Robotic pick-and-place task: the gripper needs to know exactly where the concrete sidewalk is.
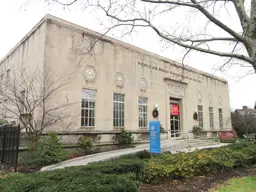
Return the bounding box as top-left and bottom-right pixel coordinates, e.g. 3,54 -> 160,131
40,139 -> 186,171
173,143 -> 229,154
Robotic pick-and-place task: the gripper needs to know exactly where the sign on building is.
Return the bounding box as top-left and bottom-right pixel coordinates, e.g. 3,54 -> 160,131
171,104 -> 179,116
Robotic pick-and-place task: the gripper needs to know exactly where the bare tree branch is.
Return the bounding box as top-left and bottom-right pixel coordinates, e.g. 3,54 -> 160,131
98,4 -> 252,63
180,37 -> 238,43
50,0 -> 78,6
189,0 -> 245,42
25,0 -> 256,73
139,0 -> 245,42
0,65 -> 77,141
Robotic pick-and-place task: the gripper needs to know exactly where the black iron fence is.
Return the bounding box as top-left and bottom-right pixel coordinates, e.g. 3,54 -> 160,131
0,125 -> 20,171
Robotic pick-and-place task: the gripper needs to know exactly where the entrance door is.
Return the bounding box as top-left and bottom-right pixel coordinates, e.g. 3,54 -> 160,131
170,99 -> 181,137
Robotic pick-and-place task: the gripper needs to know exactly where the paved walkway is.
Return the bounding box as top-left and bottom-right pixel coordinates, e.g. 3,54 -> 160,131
41,139 -> 186,171
40,139 -> 228,172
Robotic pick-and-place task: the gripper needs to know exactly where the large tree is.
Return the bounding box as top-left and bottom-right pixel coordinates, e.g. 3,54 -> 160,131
231,110 -> 256,136
39,0 -> 256,73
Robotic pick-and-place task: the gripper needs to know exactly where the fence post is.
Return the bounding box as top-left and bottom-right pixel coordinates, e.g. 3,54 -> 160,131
14,124 -> 20,172
1,125 -> 6,164
0,125 -> 20,171
0,127 -> 2,163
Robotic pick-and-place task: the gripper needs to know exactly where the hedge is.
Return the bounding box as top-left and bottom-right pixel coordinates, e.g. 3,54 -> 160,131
142,143 -> 256,183
1,143 -> 255,191
18,133 -> 68,167
86,159 -> 143,176
0,151 -> 149,192
0,171 -> 138,192
0,159 -> 142,192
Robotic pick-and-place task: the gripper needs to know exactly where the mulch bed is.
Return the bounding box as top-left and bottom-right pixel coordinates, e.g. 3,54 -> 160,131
139,165 -> 256,192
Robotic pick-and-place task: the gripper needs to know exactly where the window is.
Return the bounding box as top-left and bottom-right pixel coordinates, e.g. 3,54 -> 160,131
209,107 -> 214,129
6,69 -> 10,85
219,108 -> 223,129
198,105 -> 203,128
0,74 -> 3,90
113,93 -> 124,127
81,89 -> 96,127
20,91 -> 25,113
138,97 -> 148,128
1,108 -> 7,119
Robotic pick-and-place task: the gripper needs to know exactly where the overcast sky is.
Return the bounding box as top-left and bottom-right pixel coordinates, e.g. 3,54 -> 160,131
0,0 -> 255,110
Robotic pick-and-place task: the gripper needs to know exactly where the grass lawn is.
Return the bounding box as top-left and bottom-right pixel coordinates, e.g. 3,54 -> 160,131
210,176 -> 256,192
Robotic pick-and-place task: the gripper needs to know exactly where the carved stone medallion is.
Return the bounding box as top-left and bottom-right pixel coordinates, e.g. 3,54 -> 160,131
84,66 -> 96,81
139,78 -> 148,91
114,72 -> 125,87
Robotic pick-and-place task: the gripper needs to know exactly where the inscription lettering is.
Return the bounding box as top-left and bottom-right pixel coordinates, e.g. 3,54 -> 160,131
138,61 -> 201,83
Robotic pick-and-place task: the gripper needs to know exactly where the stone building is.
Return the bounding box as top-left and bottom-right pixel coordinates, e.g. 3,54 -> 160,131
235,106 -> 256,116
0,14 -> 231,144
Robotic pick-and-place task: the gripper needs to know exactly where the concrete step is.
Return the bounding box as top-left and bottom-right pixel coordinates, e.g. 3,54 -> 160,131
188,141 -> 218,145
188,143 -> 218,148
188,139 -> 219,143
187,139 -> 220,148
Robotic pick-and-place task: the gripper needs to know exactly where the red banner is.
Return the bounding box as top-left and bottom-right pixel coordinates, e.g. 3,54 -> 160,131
171,104 -> 179,116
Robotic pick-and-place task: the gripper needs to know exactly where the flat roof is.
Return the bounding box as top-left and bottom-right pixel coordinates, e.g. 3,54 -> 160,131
0,14 -> 227,83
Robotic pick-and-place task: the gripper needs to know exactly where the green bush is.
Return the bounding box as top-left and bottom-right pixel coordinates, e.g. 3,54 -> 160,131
246,133 -> 256,139
0,170 -> 138,192
142,143 -> 256,183
19,132 -> 68,167
3,143 -> 256,190
0,158 -> 141,192
224,142 -> 249,150
134,150 -> 152,159
77,136 -> 93,155
192,125 -> 203,136
220,138 -> 237,143
0,119 -> 8,125
117,150 -> 152,162
86,158 -> 144,179
118,130 -> 134,146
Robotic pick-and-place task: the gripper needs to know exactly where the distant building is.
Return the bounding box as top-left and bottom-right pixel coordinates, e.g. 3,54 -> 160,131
235,106 -> 256,116
0,14 -> 232,143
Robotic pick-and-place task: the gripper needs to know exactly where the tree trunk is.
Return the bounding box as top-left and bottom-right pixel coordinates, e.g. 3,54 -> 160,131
245,0 -> 256,68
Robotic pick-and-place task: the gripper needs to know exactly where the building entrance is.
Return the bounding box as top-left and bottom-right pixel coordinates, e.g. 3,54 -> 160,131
170,98 -> 181,137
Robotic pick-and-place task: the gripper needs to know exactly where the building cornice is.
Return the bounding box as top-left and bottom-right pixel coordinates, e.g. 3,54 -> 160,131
0,15 -> 47,65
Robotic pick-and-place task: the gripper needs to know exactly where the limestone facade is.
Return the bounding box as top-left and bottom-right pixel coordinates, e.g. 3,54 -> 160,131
0,15 -> 231,143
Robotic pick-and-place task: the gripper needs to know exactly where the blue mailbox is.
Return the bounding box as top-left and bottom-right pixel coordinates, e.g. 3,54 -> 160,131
149,120 -> 161,153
